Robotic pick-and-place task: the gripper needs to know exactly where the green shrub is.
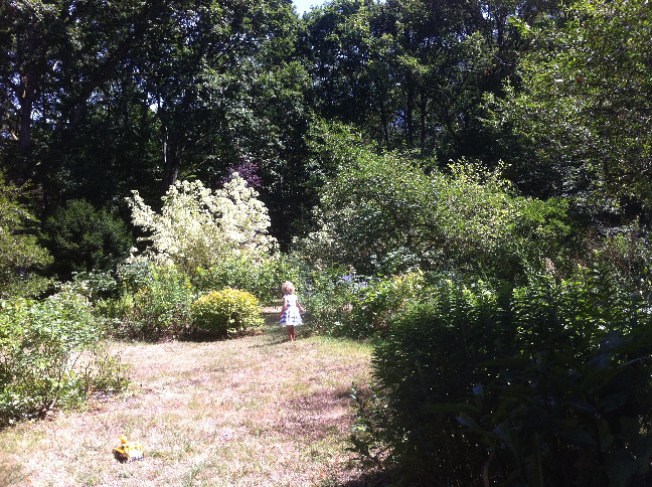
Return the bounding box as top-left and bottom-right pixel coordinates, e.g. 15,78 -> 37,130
355,270 -> 652,486
0,173 -> 52,299
191,288 -> 263,334
116,260 -> 154,294
41,199 -> 132,279
126,176 -> 276,274
297,269 -> 428,339
299,144 -> 574,281
297,266 -> 369,337
66,270 -> 119,302
348,272 -> 428,338
0,290 -> 109,425
193,254 -> 305,305
117,266 -> 194,341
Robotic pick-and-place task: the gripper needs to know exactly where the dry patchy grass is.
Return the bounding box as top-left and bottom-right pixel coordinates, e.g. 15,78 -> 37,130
0,323 -> 375,487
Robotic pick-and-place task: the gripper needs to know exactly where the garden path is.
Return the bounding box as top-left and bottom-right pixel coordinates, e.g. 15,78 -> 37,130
0,324 -> 373,487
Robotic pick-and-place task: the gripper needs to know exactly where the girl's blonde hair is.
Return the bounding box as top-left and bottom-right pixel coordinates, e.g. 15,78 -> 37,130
281,281 -> 295,295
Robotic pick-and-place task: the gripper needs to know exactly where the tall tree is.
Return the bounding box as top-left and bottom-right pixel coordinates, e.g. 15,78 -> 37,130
0,1 -> 172,154
485,0 -> 652,211
141,0 -> 297,196
301,0 -> 561,160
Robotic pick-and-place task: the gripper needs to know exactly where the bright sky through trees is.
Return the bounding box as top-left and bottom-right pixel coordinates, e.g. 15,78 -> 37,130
293,0 -> 324,15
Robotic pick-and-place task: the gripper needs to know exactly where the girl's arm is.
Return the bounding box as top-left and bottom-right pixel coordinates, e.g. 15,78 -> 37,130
297,300 -> 305,313
278,297 -> 288,318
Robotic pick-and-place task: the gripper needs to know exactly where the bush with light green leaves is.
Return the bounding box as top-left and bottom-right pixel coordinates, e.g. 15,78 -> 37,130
126,174 -> 277,276
0,290 -> 117,425
298,137 -> 574,281
191,288 -> 263,334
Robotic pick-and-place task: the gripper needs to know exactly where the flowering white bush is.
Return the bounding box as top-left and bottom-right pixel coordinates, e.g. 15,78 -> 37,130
126,174 -> 276,274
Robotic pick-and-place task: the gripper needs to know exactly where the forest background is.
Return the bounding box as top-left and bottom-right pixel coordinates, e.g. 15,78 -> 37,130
2,0 -> 652,486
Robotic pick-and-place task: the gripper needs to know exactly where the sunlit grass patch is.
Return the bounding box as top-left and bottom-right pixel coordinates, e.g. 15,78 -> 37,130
0,331 -> 373,486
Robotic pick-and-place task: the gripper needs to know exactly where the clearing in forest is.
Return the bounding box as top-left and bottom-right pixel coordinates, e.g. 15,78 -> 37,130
0,326 -> 373,487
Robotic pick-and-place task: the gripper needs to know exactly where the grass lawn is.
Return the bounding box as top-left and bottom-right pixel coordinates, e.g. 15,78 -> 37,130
0,322 -> 374,487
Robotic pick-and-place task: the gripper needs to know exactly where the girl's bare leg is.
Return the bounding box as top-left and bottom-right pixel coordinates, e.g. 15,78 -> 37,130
286,325 -> 295,341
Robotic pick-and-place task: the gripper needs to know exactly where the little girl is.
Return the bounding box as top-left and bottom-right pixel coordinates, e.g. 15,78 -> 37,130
278,281 -> 305,341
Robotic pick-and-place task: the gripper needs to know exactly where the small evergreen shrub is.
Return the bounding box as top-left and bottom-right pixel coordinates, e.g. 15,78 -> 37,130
191,288 -> 263,334
41,199 -> 132,279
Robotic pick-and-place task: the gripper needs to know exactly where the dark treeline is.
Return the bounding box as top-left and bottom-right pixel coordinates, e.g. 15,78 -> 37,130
2,0 -> 582,252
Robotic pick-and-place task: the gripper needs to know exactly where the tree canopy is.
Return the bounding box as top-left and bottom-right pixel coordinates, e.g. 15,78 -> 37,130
0,0 -> 649,269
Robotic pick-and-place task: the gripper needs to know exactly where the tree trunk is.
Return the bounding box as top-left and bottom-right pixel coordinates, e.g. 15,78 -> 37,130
160,127 -> 180,197
18,77 -> 34,150
379,96 -> 389,146
420,90 -> 428,147
17,25 -> 41,151
406,74 -> 415,146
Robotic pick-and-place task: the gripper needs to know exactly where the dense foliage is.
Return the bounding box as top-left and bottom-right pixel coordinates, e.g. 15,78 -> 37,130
300,134 -> 574,279
3,0 -> 652,484
0,290 -> 126,425
485,0 -> 652,209
41,199 -> 133,279
113,265 -> 195,342
0,175 -> 52,298
127,174 -> 277,274
191,288 -> 263,334
193,254 -> 301,304
351,270 -> 652,486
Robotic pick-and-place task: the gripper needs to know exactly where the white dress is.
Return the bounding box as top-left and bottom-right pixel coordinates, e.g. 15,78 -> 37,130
280,294 -> 302,326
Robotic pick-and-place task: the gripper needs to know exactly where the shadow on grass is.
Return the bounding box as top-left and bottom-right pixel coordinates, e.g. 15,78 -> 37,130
179,328 -> 263,343
273,386 -> 354,442
179,311 -> 280,343
252,324 -> 317,346
321,467 -> 406,487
